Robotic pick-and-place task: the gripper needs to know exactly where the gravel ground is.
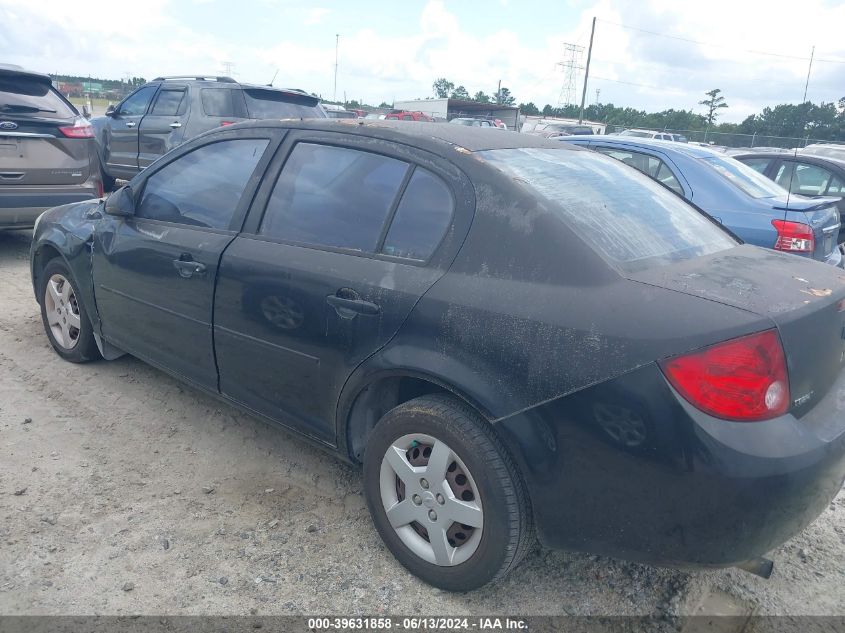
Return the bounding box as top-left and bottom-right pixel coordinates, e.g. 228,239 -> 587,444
1,228 -> 844,619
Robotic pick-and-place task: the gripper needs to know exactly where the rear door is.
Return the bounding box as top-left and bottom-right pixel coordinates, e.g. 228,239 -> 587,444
0,73 -> 89,188
93,129 -> 278,389
213,131 -> 472,442
138,84 -> 189,169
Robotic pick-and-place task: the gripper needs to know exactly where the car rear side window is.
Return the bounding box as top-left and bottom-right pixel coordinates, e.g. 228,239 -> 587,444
137,138 -> 269,229
201,88 -> 241,117
382,168 -> 454,261
595,147 -> 683,195
479,147 -> 737,273
150,89 -> 186,116
739,157 -> 772,174
260,143 -> 409,252
775,162 -> 833,196
119,86 -> 157,116
0,77 -> 76,118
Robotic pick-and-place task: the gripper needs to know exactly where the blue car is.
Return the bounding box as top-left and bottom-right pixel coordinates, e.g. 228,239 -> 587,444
561,136 -> 843,267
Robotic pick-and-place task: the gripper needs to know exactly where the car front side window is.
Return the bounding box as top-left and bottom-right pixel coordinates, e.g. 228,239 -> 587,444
119,86 -> 157,116
136,138 -> 269,229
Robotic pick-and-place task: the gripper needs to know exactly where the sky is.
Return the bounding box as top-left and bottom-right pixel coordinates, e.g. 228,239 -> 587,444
3,0 -> 845,123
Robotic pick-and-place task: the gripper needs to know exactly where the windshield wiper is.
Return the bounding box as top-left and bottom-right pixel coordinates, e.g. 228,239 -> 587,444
0,104 -> 58,113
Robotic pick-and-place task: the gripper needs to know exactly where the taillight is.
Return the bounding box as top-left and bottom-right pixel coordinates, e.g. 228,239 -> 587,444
660,329 -> 790,422
220,121 -> 235,127
772,219 -> 814,253
59,119 -> 95,139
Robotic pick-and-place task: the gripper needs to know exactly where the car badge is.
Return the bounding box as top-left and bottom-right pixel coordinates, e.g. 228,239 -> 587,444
0,121 -> 19,130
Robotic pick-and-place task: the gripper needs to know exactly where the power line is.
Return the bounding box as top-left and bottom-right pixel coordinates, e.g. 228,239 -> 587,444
596,18 -> 845,65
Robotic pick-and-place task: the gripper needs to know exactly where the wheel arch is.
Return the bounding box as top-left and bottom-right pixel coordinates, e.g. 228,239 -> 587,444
339,366 -> 495,463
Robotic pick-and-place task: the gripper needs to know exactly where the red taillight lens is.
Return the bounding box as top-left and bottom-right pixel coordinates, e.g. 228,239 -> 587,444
220,121 -> 235,127
772,219 -> 814,253
660,329 -> 790,422
59,119 -> 95,139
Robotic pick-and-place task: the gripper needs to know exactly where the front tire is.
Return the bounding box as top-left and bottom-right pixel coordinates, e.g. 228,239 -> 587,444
39,258 -> 100,363
363,394 -> 533,591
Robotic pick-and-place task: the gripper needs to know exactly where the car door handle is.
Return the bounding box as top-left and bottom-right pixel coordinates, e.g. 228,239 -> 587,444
169,122 -> 182,129
172,258 -> 206,278
326,292 -> 380,317
125,121 -> 136,128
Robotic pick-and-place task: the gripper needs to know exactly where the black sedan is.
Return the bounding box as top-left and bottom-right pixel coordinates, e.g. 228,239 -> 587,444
735,151 -> 845,244
30,120 -> 845,591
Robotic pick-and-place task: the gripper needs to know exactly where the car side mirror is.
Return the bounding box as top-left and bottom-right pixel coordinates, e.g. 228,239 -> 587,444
105,104 -> 116,117
104,185 -> 135,217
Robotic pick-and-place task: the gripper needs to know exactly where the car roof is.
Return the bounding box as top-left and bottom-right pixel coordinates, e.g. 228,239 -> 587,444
0,63 -> 52,84
574,135 -> 726,158
220,119 -> 575,152
734,150 -> 845,169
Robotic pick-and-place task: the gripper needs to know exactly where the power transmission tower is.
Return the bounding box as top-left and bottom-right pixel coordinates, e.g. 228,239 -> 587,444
556,43 -> 583,108
221,61 -> 236,78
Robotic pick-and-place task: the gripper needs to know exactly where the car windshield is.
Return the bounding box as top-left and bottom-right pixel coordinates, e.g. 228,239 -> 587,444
243,89 -> 326,119
699,155 -> 786,198
547,124 -> 592,135
0,76 -> 75,118
478,147 -> 737,273
619,130 -> 651,138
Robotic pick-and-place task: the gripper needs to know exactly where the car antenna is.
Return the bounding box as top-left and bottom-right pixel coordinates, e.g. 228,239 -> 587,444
784,45 -> 816,211
267,69 -> 279,87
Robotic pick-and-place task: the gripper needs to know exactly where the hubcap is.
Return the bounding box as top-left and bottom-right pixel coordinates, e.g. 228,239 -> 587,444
44,274 -> 81,350
379,433 -> 483,566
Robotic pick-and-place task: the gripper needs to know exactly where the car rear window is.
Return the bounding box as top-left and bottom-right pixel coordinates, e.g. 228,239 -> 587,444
0,76 -> 76,118
699,155 -> 785,198
243,89 -> 326,119
478,147 -> 737,273
201,88 -> 240,117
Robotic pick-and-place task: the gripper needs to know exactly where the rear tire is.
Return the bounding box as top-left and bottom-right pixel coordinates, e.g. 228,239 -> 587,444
363,394 -> 533,591
39,258 -> 101,363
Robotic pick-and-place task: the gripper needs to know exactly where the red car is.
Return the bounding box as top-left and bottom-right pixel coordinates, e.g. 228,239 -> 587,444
384,110 -> 434,122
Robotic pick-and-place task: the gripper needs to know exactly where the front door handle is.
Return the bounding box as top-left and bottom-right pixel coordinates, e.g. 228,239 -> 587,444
125,121 -> 136,128
326,289 -> 380,318
169,122 -> 182,129
172,257 -> 206,278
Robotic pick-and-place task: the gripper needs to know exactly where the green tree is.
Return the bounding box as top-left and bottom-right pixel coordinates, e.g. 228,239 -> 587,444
699,89 -> 728,126
450,85 -> 470,100
496,87 -> 516,106
519,102 -> 540,116
473,90 -> 490,103
432,78 -> 454,99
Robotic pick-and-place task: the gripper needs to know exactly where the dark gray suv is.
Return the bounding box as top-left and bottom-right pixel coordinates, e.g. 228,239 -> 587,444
0,64 -> 101,230
92,76 -> 326,190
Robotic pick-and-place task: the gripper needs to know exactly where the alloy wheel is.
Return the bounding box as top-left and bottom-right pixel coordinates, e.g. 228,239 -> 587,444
44,274 -> 81,350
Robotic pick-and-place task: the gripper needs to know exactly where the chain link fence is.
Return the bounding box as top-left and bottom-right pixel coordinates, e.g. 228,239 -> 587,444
604,125 -> 845,150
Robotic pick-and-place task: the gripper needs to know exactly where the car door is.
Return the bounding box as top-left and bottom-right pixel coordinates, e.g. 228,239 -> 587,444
773,159 -> 845,244
213,131 -> 473,443
137,84 -> 189,169
105,84 -> 159,178
92,129 -> 279,390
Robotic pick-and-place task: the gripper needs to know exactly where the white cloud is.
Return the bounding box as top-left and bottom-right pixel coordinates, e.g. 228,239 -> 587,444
304,7 -> 330,25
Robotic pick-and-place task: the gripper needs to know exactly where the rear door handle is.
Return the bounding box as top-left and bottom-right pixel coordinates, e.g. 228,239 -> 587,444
326,291 -> 380,317
169,122 -> 182,129
125,121 -> 136,128
172,257 -> 206,278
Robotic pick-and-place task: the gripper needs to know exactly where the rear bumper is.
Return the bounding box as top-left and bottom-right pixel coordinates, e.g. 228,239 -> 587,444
495,362 -> 845,568
0,186 -> 99,229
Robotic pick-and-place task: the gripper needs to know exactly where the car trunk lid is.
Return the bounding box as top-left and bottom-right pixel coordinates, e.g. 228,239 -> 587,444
629,244 -> 845,419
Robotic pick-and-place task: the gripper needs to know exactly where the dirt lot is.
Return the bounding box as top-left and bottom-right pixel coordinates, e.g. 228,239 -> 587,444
1,228 -> 844,619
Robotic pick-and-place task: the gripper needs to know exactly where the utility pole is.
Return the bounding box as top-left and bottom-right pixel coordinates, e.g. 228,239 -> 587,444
595,88 -> 600,104
802,45 -> 815,103
333,34 -> 340,102
497,79 -> 501,105
578,16 -> 596,123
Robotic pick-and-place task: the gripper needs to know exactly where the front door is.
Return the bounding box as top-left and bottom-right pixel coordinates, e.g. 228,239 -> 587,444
92,133 -> 275,389
106,85 -> 159,178
138,85 -> 189,170
214,134 -> 467,442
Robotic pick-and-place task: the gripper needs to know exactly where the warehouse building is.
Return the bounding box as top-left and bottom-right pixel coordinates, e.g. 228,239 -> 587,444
392,98 -> 521,130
